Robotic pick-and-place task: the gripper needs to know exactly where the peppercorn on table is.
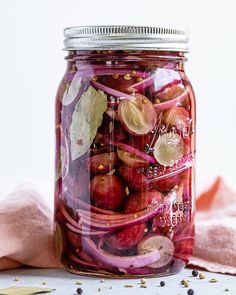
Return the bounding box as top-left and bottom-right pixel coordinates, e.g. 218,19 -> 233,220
0,268 -> 235,295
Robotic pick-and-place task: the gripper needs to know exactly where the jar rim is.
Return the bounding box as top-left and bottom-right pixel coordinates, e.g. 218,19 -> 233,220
64,25 -> 189,52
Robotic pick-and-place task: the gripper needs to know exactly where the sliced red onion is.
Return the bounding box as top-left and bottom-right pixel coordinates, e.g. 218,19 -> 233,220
128,68 -> 182,93
91,80 -> 134,100
156,79 -> 182,94
76,250 -> 96,264
119,267 -> 153,275
66,223 -> 107,237
79,201 -> 167,231
83,237 -> 160,269
128,75 -> 154,92
68,253 -> 98,269
77,208 -> 140,222
115,142 -> 156,164
77,208 -> 154,226
154,90 -> 189,111
65,68 -> 149,81
65,196 -> 117,215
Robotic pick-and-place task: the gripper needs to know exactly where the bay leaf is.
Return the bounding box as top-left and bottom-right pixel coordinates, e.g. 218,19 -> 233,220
62,77 -> 82,106
0,286 -> 55,295
70,86 -> 107,160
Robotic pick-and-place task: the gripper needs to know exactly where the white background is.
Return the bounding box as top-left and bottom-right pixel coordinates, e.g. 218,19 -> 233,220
0,0 -> 236,198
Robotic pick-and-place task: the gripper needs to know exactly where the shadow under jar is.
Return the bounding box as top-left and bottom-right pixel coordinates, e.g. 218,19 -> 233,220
54,26 -> 196,278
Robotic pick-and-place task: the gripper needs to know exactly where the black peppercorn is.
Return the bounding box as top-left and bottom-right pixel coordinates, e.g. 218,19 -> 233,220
187,289 -> 194,295
192,270 -> 198,277
77,288 -> 83,294
160,281 -> 165,287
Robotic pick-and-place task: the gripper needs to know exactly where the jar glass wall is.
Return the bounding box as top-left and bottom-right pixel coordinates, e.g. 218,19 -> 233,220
54,49 -> 196,278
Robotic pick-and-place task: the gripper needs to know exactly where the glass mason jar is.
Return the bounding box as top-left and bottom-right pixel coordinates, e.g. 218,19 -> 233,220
54,26 -> 196,278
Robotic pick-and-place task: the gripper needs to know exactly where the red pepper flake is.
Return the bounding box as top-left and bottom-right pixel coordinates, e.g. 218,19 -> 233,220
98,164 -> 104,170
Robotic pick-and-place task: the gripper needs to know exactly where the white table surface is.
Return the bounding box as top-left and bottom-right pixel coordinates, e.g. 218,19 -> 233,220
0,267 -> 235,295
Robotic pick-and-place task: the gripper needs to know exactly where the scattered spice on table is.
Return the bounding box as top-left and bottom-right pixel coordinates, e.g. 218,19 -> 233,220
75,281 -> 83,285
124,285 -> 133,288
187,289 -> 194,295
160,281 -> 165,287
192,270 -> 198,277
209,278 -> 218,283
183,281 -> 190,288
199,273 -> 206,279
140,278 -> 147,285
14,277 -> 20,282
76,288 -> 83,294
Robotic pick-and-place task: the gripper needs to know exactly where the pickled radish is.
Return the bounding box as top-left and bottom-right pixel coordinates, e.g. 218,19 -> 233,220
106,224 -> 146,250
137,235 -> 174,268
91,174 -> 125,210
119,165 -> 152,191
124,191 -> 163,213
153,133 -> 184,166
153,174 -> 181,192
84,152 -> 118,174
118,94 -> 157,135
162,107 -> 190,133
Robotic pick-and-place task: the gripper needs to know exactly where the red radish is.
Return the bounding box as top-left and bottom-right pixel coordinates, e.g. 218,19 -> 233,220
119,165 -> 152,191
90,174 -> 125,210
153,174 -> 181,192
84,152 -> 117,174
106,224 -> 146,250
82,237 -> 161,268
162,106 -> 190,133
118,94 -> 157,135
124,190 -> 163,213
137,235 -> 174,269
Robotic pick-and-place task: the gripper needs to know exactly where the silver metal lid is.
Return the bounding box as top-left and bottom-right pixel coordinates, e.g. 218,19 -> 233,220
64,25 -> 189,52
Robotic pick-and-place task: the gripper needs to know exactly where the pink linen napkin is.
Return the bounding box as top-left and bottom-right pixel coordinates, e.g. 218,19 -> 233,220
189,176 -> 236,274
0,185 -> 61,270
1,178 -> 236,274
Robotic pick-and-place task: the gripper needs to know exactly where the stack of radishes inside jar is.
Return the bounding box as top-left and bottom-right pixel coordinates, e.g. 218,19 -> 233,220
55,57 -> 195,277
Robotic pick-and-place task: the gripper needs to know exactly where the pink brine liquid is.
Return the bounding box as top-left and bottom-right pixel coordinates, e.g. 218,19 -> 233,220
54,50 -> 196,277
